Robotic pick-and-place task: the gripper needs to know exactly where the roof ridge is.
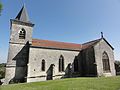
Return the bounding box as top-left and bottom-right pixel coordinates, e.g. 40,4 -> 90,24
32,38 -> 107,51
32,38 -> 82,51
82,38 -> 101,45
32,38 -> 81,45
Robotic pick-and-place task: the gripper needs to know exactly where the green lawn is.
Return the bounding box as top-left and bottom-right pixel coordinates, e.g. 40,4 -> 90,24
1,76 -> 120,90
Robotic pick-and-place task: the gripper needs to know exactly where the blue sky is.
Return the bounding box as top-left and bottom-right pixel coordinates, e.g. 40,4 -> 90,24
0,0 -> 120,63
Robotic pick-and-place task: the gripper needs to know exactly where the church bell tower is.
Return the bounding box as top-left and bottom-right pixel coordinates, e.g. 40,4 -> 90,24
4,5 -> 34,84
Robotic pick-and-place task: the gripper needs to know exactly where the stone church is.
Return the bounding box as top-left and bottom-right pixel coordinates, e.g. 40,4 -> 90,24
4,6 -> 116,84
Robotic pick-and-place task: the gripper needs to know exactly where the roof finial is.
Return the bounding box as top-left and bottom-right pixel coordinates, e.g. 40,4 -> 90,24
101,32 -> 103,38
23,2 -> 26,7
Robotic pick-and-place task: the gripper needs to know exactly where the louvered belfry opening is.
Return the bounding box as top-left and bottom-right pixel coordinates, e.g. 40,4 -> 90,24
19,28 -> 26,39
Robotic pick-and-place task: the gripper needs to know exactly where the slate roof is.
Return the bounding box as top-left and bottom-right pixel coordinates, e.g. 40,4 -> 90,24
15,5 -> 30,22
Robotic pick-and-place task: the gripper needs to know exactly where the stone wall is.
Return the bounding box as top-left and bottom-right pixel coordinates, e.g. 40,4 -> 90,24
27,47 -> 80,82
10,20 -> 33,44
4,19 -> 33,84
80,47 -> 97,76
4,43 -> 29,84
94,39 -> 116,76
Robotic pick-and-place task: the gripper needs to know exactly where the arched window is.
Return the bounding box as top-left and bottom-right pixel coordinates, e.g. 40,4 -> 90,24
19,28 -> 26,39
102,52 -> 110,72
74,56 -> 79,72
59,55 -> 64,72
41,59 -> 45,71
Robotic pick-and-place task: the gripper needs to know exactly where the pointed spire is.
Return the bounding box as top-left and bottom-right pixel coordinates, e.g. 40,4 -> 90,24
101,32 -> 104,38
15,5 -> 29,22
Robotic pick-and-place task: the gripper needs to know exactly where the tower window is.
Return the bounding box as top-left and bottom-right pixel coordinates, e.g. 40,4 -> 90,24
19,28 -> 26,39
41,59 -> 45,71
59,55 -> 64,72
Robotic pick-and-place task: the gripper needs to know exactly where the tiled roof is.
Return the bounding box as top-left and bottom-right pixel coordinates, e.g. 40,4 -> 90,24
32,39 -> 82,51
32,38 -> 113,51
32,38 -> 112,51
82,39 -> 101,49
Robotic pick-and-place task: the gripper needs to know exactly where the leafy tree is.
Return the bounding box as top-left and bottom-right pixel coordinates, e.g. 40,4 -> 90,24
0,2 -> 3,15
0,63 -> 6,79
115,61 -> 120,65
115,60 -> 120,75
